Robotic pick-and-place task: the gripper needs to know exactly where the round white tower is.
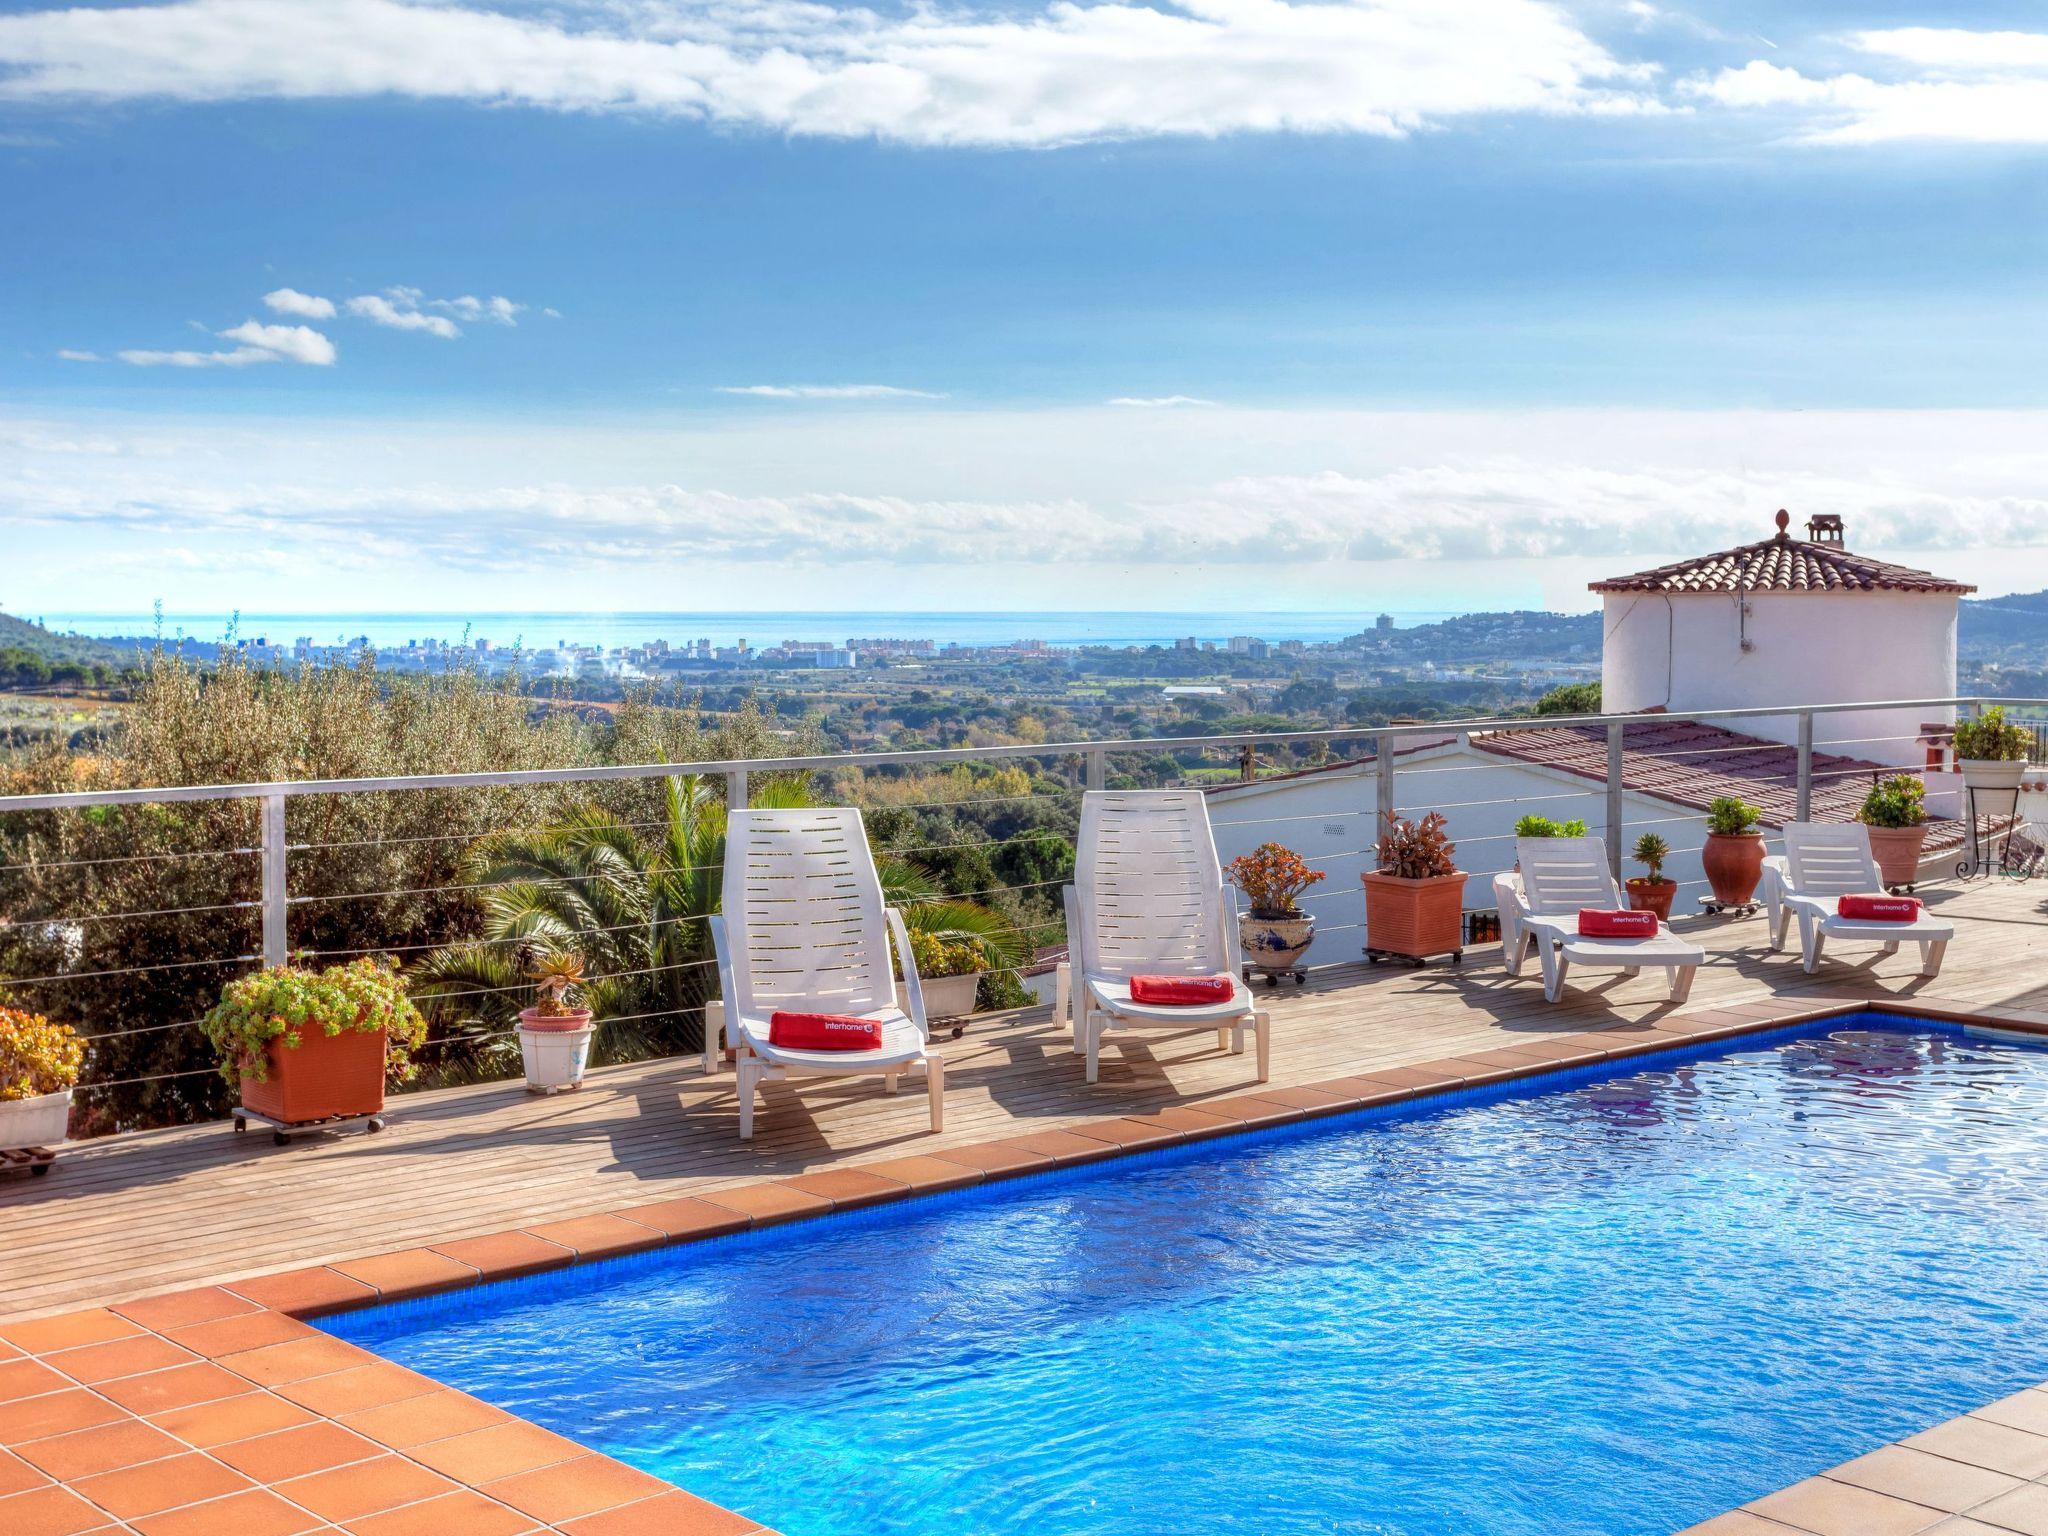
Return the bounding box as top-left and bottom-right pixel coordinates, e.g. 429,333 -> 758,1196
1593,510 -> 1972,767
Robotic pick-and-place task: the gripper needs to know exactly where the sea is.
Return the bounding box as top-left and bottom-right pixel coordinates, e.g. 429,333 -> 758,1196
34,610 -> 1455,653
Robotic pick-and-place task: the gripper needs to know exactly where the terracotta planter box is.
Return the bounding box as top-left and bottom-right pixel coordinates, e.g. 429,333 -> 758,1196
1701,832 -> 1766,906
1864,824 -> 1929,888
239,1025 -> 387,1126
1360,870 -> 1466,959
1625,879 -> 1676,921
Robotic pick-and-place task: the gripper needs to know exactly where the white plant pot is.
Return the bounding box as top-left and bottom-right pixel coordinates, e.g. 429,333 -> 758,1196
517,1024 -> 593,1094
0,1087 -> 72,1149
921,972 -> 982,1021
1960,758 -> 2030,793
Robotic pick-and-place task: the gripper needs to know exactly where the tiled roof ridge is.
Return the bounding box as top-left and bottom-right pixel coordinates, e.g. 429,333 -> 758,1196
1589,515 -> 1975,596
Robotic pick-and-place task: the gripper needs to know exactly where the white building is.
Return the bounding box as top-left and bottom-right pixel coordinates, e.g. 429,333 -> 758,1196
1205,511 -> 1976,958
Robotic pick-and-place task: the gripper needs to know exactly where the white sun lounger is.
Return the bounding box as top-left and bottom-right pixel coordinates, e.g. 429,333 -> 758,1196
1062,789 -> 1271,1085
1504,836 -> 1704,1003
1769,822 -> 1952,977
709,806 -> 944,1140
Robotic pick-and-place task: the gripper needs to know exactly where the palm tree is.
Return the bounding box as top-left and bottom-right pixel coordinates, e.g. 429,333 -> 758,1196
409,775 -> 1026,1077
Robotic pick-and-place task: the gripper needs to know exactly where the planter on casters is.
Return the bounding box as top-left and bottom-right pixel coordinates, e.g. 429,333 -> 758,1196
517,1008 -> 595,1094
1700,832 -> 1766,915
1240,911 -> 1315,985
0,1088 -> 71,1176
920,972 -> 983,1036
235,1025 -> 388,1145
1625,879 -> 1677,921
1360,871 -> 1466,966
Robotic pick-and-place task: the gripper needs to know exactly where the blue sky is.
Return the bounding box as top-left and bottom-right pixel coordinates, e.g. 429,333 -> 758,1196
3,0 -> 2047,616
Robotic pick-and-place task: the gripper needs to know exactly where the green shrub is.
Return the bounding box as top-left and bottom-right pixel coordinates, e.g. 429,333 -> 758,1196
1706,796 -> 1762,836
1532,681 -> 1602,717
1515,814 -> 1589,839
201,957 -> 426,1087
1954,706 -> 2034,763
1857,775 -> 1927,829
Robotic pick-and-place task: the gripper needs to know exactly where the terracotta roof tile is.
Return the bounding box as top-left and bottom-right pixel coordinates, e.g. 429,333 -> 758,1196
1590,519 -> 1973,596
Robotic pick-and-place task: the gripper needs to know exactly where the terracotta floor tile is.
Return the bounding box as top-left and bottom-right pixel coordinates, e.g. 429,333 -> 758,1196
520,1215 -> 665,1260
325,1251 -> 479,1304
113,1290 -> 262,1334
1747,1475 -> 1947,1536
97,1361 -> 250,1415
46,1334 -> 199,1386
0,1483 -> 117,1536
1313,1076 -> 1417,1105
559,1489 -> 760,1536
482,1453 -> 671,1525
0,1446 -> 48,1497
131,1486 -> 329,1536
1673,1513 -> 1808,1534
275,1364 -> 440,1419
336,1390 -> 509,1451
994,1129 -> 1121,1165
925,1142 -> 1048,1175
609,1197 -> 753,1240
0,1357 -> 68,1402
427,1233 -> 574,1282
339,1488 -> 539,1536
692,1183 -> 831,1225
1247,1084 -> 1356,1113
225,1269 -> 377,1320
845,1154 -> 986,1193
276,1453 -> 459,1523
1974,1391 -> 2048,1437
0,1311 -> 143,1357
1825,1445 -> 2021,1512
14,1418 -> 185,1481
0,1387 -> 128,1445
1187,1094 -> 1300,1128
73,1449 -> 254,1518
779,1169 -> 910,1210
1123,1105 -> 1239,1139
147,1392 -> 315,1450
1358,1064 -> 1465,1091
1962,1483 -> 2048,1536
1903,1416 -> 2048,1479
408,1420 -> 585,1484
164,1312 -> 317,1361
211,1420 -> 383,1480
219,1335 -> 375,1388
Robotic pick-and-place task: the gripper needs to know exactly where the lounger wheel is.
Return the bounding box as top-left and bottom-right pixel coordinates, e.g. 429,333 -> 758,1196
272,1130 -> 290,1147
29,1161 -> 49,1177
367,1117 -> 385,1134
232,1115 -> 247,1133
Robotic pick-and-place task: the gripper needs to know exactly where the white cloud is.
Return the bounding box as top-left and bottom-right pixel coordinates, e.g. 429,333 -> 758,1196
1107,395 -> 1219,408
262,286 -> 336,319
716,384 -> 947,400
56,349 -> 101,362
1688,31 -> 2048,144
0,0 -> 1659,148
119,319 -> 336,367
426,293 -> 522,325
345,292 -> 462,338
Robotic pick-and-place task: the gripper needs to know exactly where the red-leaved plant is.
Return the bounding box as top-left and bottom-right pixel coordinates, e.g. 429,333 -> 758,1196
1226,843 -> 1326,918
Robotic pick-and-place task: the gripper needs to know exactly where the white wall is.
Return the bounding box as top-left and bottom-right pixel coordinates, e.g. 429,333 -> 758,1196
1204,747 -> 1725,965
1601,589 -> 1957,766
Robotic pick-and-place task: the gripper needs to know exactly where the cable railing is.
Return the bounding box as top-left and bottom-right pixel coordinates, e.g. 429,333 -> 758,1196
3,695 -> 2041,1128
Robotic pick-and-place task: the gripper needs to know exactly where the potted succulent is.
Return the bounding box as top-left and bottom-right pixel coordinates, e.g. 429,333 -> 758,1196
1700,796 -> 1767,907
0,1008 -> 84,1162
1625,832 -> 1677,920
1857,775 -> 1929,889
908,931 -> 986,1022
203,957 -> 425,1137
1513,814 -> 1590,840
1953,706 -> 2034,792
1361,811 -> 1465,964
516,950 -> 596,1094
1227,842 -> 1326,984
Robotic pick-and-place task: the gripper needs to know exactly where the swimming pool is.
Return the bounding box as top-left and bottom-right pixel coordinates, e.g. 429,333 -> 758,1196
326,1013 -> 2048,1536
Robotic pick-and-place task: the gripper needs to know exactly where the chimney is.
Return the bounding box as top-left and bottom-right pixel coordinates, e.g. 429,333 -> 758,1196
1805,512 -> 1846,545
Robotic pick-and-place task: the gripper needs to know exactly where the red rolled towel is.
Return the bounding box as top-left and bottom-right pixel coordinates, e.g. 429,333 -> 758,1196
768,1011 -> 884,1050
1128,974 -> 1236,1006
1577,908 -> 1659,938
1837,893 -> 1922,922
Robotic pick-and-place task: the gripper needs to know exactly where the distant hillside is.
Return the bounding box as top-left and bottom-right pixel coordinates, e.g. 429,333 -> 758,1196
0,612 -> 135,670
1960,591 -> 2048,658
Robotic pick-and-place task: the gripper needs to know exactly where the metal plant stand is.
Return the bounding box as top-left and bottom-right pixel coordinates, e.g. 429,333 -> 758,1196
1955,783 -> 2029,880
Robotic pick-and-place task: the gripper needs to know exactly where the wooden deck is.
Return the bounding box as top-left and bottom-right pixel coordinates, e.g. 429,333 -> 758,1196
8,876 -> 2048,1323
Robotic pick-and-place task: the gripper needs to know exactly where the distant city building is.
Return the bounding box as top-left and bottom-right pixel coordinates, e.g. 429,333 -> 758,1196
1375,614 -> 1395,631
1174,636 -> 1199,651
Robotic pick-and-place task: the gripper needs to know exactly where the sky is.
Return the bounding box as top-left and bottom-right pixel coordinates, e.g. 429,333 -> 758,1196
3,0 -> 2047,618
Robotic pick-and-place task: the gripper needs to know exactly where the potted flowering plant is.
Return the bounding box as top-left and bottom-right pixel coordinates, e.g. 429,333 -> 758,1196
1513,814 -> 1590,840
1226,842 -> 1326,984
202,957 -> 425,1138
1361,811 -> 1465,964
516,950 -> 596,1094
1625,832 -> 1677,920
0,1009 -> 84,1162
1953,706 -> 2033,792
1857,774 -> 1928,889
1701,796 -> 1766,907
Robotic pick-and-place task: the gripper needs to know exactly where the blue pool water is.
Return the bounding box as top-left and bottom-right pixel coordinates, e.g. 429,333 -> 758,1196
326,1014 -> 2048,1536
